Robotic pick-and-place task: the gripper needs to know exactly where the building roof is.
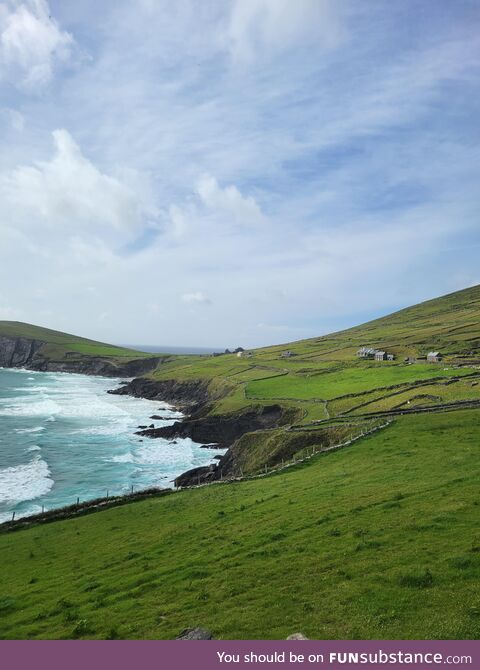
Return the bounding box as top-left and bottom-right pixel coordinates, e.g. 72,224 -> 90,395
427,351 -> 440,357
357,347 -> 377,355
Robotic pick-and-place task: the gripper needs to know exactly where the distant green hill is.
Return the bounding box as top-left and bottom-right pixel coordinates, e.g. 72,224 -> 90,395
0,321 -> 149,358
0,321 -> 159,376
145,284 -> 480,423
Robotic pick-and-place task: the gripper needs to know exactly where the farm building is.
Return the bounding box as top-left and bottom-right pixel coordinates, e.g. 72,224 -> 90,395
358,347 -> 395,361
357,347 -> 377,359
427,351 -> 442,363
280,351 -> 296,358
237,351 -> 252,358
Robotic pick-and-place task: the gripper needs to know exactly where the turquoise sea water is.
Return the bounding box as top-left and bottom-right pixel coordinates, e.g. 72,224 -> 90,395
0,368 -> 223,523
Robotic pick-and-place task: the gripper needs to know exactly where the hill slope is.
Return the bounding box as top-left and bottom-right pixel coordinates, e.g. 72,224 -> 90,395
116,285 -> 480,483
0,410 -> 478,639
0,321 -> 160,376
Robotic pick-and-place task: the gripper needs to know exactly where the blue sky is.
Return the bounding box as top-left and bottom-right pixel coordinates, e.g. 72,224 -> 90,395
0,0 -> 478,347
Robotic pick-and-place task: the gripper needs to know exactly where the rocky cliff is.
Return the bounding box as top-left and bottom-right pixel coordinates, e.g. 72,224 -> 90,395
107,377 -> 212,408
138,404 -> 285,447
0,335 -> 161,377
0,335 -> 44,368
134,404 -> 294,487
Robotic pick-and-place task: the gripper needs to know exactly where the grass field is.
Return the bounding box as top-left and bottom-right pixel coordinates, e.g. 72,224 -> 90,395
0,411 -> 479,640
245,365 -> 474,402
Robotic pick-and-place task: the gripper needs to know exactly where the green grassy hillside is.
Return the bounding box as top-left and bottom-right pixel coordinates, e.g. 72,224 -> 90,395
144,285 -> 480,426
1,410 -> 479,639
0,321 -> 153,365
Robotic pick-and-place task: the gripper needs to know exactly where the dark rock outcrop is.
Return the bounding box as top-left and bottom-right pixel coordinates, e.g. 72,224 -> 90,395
176,627 -> 214,640
29,355 -> 161,377
108,377 -> 211,409
0,334 -> 161,377
167,405 -> 290,487
138,404 -> 284,448
175,464 -> 217,487
0,336 -> 43,368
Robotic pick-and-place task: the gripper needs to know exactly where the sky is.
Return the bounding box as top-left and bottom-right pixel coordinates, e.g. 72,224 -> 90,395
0,0 -> 479,348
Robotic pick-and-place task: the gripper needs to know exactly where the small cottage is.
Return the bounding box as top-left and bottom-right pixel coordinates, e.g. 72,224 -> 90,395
427,351 -> 442,363
357,347 -> 377,359
280,351 -> 296,358
375,351 -> 387,361
387,353 -> 395,361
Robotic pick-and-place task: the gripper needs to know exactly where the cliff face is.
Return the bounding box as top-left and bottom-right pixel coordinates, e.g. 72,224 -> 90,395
0,335 -> 161,377
138,404 -> 285,448
108,377 -> 212,408
0,336 -> 44,368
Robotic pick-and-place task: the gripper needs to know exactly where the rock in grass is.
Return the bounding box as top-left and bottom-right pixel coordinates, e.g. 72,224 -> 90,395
176,627 -> 214,640
287,633 -> 308,640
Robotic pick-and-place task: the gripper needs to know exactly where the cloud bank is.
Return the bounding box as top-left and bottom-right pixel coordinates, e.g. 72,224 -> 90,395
0,0 -> 478,347
0,0 -> 74,89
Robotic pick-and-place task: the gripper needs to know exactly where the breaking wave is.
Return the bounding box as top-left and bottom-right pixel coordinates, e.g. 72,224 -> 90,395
0,456 -> 54,505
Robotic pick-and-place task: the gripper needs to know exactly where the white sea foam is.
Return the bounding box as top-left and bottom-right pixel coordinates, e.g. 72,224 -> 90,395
111,452 -> 135,464
110,438 -> 199,467
8,368 -> 40,374
0,398 -> 61,417
15,426 -> 45,434
16,385 -> 50,393
0,456 -> 54,505
0,369 -> 214,515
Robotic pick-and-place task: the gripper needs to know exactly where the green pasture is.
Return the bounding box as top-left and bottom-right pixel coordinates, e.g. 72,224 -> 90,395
0,410 -> 479,640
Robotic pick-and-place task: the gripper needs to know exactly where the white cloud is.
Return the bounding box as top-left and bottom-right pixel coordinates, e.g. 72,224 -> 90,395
196,174 -> 266,227
226,0 -> 345,63
181,291 -> 211,305
0,107 -> 25,131
0,0 -> 74,89
0,2 -> 478,348
0,129 -> 152,239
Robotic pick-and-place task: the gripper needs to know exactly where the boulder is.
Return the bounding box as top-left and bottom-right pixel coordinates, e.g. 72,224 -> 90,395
176,627 -> 214,640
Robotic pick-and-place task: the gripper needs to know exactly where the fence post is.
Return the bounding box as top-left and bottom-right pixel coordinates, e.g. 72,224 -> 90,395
76,497 -> 79,505
42,505 -> 44,514
106,490 -> 109,499
11,511 -> 15,522
131,484 -> 134,494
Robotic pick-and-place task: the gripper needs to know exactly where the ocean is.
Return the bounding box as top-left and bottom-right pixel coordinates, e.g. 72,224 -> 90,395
0,368 -> 223,523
